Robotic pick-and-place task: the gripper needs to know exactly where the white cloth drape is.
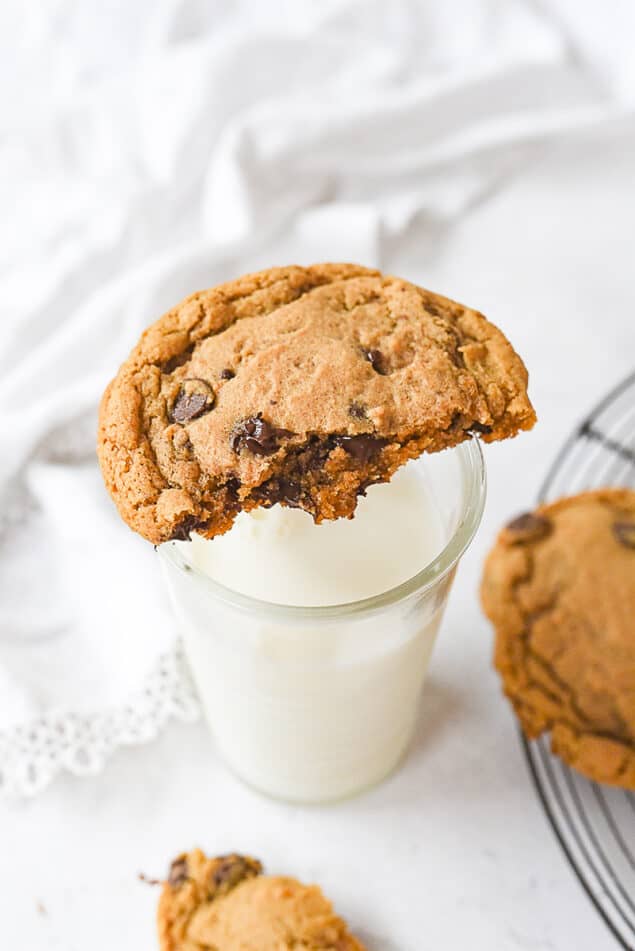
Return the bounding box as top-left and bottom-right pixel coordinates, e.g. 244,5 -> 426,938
0,0 -> 632,796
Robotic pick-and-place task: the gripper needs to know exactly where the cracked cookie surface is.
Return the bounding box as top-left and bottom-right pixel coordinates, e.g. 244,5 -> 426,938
98,263 -> 536,544
157,849 -> 365,951
481,488 -> 635,788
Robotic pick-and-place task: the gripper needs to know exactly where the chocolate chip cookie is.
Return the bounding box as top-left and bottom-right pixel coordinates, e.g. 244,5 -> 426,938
481,488 -> 635,788
157,850 -> 365,951
98,263 -> 536,544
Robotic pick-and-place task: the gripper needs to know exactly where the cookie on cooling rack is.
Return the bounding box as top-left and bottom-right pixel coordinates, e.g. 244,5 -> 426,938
157,849 -> 366,951
481,488 -> 635,789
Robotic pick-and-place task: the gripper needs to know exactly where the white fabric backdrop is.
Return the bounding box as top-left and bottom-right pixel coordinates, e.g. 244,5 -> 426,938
0,0 -> 633,797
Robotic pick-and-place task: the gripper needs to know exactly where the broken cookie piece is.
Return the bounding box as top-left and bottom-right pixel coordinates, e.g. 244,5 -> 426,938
98,263 -> 536,544
157,849 -> 365,951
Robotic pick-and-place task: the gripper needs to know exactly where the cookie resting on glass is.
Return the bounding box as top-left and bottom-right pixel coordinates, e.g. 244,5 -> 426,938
97,263 -> 536,544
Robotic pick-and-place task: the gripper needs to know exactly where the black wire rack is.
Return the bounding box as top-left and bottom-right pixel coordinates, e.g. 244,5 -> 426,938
520,370 -> 635,951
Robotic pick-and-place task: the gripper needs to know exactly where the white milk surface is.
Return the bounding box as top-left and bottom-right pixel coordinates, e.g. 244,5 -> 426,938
174,462 -> 451,801
188,462 -> 445,606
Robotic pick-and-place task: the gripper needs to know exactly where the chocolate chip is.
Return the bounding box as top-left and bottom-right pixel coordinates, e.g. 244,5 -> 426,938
363,348 -> 389,375
333,433 -> 388,463
171,379 -> 215,423
211,855 -> 262,894
171,514 -> 207,542
613,521 -> 635,549
468,421 -> 493,435
254,478 -> 302,507
505,512 -> 552,543
225,477 -> 241,502
348,402 -> 367,419
174,392 -> 208,421
230,414 -> 293,456
220,368 -> 235,380
168,856 -> 188,888
295,439 -> 332,475
278,479 -> 301,504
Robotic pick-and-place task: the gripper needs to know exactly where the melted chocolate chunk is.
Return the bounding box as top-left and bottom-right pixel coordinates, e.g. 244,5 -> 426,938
468,421 -> 493,435
295,439 -> 332,475
278,479 -> 302,504
447,412 -> 464,431
211,855 -> 262,894
220,368 -> 235,380
613,520 -> 635,549
505,512 -> 552,544
254,478 -> 302,507
171,379 -> 215,423
171,514 -> 207,542
172,392 -> 208,422
348,402 -> 367,419
357,476 -> 381,497
333,433 -> 388,463
230,414 -> 293,456
168,856 -> 188,888
225,477 -> 241,502
363,348 -> 389,375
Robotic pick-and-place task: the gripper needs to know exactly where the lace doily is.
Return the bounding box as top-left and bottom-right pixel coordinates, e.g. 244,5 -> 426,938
0,645 -> 200,799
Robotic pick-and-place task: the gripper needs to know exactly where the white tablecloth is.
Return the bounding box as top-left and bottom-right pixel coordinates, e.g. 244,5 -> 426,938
2,1 -> 634,949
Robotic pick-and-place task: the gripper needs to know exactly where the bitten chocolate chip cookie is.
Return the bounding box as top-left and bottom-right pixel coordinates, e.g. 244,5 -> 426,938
481,488 -> 635,788
157,850 -> 365,951
98,263 -> 536,544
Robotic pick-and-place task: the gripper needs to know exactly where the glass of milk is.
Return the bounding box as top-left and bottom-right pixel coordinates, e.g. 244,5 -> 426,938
159,440 -> 485,803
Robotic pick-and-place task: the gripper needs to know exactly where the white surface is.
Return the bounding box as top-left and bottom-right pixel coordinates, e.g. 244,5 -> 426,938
1,1 -> 635,949
4,117 -> 634,951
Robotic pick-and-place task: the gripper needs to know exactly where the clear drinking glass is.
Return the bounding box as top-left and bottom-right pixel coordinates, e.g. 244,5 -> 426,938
159,441 -> 486,803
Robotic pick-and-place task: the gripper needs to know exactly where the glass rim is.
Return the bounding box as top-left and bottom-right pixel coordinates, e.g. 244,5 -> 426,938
158,440 -> 486,621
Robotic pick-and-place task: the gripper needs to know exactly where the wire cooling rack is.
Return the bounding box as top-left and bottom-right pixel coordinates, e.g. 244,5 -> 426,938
520,370 -> 635,951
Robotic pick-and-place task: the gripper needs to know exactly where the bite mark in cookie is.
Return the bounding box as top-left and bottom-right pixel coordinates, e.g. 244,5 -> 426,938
97,263 -> 536,544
